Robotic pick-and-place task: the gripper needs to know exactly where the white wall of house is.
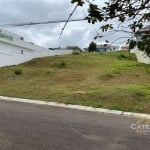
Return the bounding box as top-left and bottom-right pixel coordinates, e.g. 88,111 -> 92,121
134,26 -> 150,64
0,29 -> 73,67
96,42 -> 119,52
135,49 -> 150,64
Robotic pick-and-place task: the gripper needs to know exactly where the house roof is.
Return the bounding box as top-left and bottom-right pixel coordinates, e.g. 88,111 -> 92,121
135,25 -> 150,36
0,28 -> 22,39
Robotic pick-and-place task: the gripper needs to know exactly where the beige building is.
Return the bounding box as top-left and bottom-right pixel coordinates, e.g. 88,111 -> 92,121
121,45 -> 129,51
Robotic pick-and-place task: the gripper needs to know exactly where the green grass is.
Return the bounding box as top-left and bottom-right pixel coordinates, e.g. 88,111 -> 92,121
0,51 -> 150,113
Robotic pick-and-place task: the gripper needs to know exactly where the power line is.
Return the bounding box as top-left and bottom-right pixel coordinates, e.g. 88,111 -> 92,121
59,4 -> 78,39
0,18 -> 86,27
0,4 -> 83,41
0,4 -> 84,47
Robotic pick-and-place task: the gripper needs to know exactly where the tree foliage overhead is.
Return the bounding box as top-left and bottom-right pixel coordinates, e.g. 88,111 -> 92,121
71,0 -> 149,31
71,0 -> 150,56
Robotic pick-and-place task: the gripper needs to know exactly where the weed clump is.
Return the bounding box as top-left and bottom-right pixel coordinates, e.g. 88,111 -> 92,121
117,54 -> 127,60
117,53 -> 136,61
72,51 -> 80,55
54,61 -> 66,68
14,68 -> 22,75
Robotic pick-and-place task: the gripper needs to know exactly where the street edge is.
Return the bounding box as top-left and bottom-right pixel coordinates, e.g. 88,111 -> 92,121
0,96 -> 150,119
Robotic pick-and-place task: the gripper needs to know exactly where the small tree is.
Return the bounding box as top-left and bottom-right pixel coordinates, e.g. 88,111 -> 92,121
88,41 -> 97,52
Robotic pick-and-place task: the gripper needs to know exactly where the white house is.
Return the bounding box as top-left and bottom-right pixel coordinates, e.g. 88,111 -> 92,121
96,42 -> 119,52
0,28 -> 73,67
135,25 -> 150,64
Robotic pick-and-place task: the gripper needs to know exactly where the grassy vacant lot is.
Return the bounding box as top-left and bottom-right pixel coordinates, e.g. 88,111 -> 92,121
0,52 -> 150,113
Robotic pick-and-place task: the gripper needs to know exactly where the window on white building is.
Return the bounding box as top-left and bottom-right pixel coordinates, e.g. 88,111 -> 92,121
21,50 -> 24,54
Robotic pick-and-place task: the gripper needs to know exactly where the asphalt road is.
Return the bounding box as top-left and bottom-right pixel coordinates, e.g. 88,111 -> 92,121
0,100 -> 149,150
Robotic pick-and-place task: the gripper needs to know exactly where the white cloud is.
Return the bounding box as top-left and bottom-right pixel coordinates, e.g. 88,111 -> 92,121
0,0 -> 129,48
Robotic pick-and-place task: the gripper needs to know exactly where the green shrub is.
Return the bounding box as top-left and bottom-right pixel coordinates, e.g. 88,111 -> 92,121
100,72 -> 114,80
54,61 -> 66,68
14,68 -> 22,75
117,54 -> 127,60
72,51 -> 80,55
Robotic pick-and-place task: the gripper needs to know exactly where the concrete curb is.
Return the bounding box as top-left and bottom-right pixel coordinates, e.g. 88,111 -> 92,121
0,96 -> 150,119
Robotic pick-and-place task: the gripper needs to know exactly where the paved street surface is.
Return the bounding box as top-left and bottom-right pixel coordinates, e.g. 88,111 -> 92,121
0,100 -> 149,150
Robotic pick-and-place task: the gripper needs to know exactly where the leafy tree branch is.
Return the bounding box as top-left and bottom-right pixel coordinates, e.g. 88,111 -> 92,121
71,0 -> 150,56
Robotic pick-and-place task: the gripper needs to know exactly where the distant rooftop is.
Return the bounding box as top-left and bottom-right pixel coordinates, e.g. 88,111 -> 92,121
0,28 -> 21,38
135,25 -> 150,35
97,41 -> 110,45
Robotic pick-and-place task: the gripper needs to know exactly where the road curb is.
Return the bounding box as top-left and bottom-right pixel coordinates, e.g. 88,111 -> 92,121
0,96 -> 150,119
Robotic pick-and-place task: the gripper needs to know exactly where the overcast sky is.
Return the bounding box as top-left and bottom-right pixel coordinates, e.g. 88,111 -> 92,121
0,0 -> 130,48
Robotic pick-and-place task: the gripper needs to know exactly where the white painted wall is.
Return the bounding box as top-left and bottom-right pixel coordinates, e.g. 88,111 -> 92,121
0,30 -> 73,67
135,49 -> 150,64
135,27 -> 150,64
0,41 -> 73,67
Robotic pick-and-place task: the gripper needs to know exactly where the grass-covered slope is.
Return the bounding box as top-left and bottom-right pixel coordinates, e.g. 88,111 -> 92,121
0,52 -> 150,113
